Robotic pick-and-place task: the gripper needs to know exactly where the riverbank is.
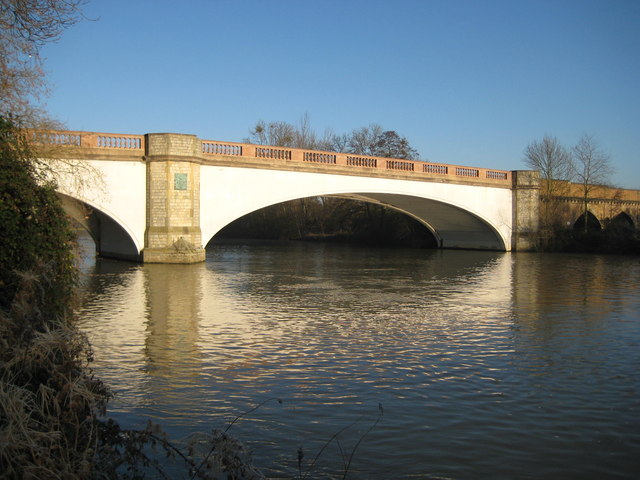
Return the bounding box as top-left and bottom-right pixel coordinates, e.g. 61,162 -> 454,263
539,229 -> 640,255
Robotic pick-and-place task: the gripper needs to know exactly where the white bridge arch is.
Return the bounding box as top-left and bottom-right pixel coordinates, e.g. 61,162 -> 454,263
200,166 -> 512,250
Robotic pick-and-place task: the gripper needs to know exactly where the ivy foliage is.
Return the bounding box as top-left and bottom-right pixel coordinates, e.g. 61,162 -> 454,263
0,116 -> 76,323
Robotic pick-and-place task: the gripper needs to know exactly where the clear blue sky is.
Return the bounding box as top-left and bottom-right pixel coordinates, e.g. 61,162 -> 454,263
41,0 -> 640,188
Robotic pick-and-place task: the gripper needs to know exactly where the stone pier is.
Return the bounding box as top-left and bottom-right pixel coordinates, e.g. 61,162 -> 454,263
512,170 -> 540,251
142,133 -> 206,263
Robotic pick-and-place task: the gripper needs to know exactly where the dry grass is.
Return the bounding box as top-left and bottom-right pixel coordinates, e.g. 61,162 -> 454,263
0,264 -> 109,479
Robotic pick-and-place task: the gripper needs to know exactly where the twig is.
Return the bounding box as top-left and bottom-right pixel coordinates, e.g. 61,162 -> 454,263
190,397 -> 282,480
302,416 -> 363,480
224,397 -> 282,433
342,403 -> 384,480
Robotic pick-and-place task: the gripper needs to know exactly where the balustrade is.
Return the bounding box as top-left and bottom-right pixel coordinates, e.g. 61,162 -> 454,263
304,152 -> 337,164
456,167 -> 480,177
386,160 -> 415,172
33,129 -> 512,186
32,131 -> 81,146
255,146 -> 292,160
347,156 -> 377,168
423,163 -> 448,175
486,170 -> 508,180
97,135 -> 142,149
202,142 -> 242,155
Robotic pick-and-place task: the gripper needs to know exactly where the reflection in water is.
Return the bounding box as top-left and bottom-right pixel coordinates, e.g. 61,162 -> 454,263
76,240 -> 640,479
143,264 -> 205,423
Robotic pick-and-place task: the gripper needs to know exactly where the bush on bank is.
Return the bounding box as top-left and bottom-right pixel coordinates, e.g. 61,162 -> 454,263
0,117 -> 76,319
0,116 -> 109,478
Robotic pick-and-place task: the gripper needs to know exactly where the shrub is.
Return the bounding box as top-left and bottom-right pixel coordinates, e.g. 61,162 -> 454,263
0,116 -> 109,479
0,116 -> 76,323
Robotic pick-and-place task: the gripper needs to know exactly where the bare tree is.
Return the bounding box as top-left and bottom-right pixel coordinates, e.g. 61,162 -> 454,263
343,124 -> 419,159
1,1 -> 101,196
1,0 -> 86,125
524,135 -> 572,187
246,120 -> 295,146
523,135 -> 573,235
292,112 -> 317,149
246,117 -> 421,161
328,132 -> 349,153
371,130 -> 420,160
571,133 -> 614,233
346,124 -> 384,156
246,114 -> 341,153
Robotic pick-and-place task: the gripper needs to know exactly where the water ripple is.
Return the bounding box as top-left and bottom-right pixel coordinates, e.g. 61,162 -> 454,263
76,245 -> 640,479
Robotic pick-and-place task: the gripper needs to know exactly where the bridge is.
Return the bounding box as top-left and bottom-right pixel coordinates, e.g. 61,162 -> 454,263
35,130 -> 552,262
548,180 -> 640,231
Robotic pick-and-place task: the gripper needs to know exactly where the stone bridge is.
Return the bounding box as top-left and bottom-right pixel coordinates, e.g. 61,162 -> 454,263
34,130 -> 635,263
547,180 -> 640,231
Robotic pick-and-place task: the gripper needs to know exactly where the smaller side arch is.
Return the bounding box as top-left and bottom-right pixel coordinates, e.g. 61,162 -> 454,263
58,193 -> 142,262
573,211 -> 602,232
609,211 -> 635,232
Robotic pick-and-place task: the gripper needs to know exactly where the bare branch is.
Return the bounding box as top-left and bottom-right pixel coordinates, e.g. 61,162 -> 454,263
571,133 -> 615,233
524,134 -> 572,182
571,133 -> 614,188
0,0 -> 86,123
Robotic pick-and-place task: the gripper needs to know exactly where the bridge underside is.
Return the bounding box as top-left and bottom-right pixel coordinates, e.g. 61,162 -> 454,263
333,193 -> 506,250
58,194 -> 141,262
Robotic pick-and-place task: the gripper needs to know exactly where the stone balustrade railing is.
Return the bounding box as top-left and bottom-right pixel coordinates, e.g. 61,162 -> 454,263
200,138 -> 512,184
32,130 -> 145,150
33,130 -> 512,185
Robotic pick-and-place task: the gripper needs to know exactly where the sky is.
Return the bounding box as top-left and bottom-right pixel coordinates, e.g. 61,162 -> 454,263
40,0 -> 640,188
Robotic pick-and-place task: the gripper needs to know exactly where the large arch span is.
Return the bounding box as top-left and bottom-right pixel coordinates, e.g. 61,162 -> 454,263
200,166 -> 512,250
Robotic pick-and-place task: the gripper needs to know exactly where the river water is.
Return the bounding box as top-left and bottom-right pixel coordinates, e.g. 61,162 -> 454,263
76,239 -> 640,479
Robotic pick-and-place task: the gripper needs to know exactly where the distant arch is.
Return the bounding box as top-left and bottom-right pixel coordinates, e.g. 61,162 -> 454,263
609,211 -> 635,231
573,211 -> 602,232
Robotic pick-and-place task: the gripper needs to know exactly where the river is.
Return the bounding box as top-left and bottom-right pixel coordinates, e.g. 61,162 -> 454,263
76,239 -> 640,479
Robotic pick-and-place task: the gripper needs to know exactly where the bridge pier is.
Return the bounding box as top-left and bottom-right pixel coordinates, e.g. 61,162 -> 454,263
142,133 -> 206,263
512,170 -> 540,251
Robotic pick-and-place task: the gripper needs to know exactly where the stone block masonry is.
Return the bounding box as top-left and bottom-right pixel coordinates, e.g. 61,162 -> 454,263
143,133 -> 206,263
512,170 -> 540,251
